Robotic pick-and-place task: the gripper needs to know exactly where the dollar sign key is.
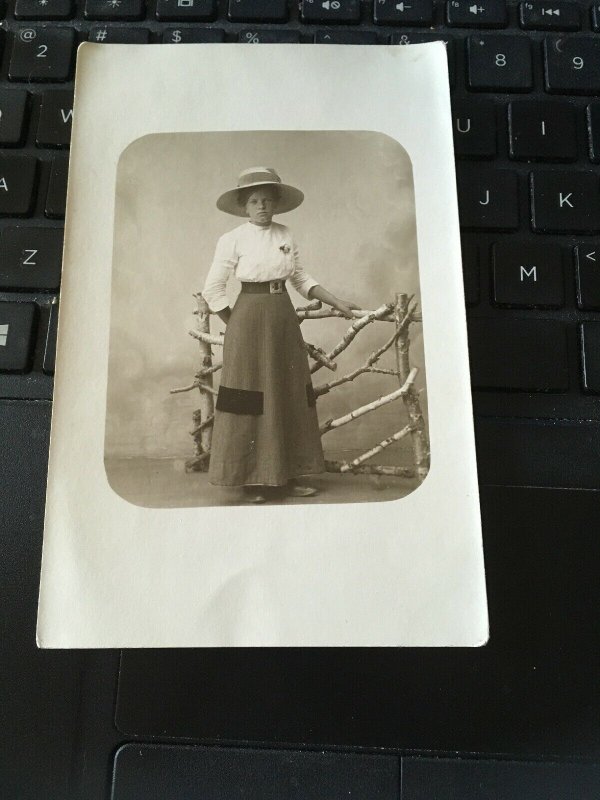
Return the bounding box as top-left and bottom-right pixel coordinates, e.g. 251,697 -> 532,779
172,29 -> 182,42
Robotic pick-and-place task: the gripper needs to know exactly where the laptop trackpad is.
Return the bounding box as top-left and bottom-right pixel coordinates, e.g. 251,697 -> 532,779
111,744 -> 398,800
116,485 -> 600,758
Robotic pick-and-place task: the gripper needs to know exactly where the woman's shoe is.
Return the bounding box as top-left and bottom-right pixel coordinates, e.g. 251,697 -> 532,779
243,487 -> 267,504
287,483 -> 318,498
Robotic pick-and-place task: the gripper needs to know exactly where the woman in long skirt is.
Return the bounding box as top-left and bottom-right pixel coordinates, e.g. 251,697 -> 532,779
203,167 -> 359,503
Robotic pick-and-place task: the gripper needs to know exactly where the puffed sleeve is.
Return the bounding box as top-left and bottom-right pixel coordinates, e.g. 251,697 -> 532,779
287,237 -> 319,301
202,231 -> 238,313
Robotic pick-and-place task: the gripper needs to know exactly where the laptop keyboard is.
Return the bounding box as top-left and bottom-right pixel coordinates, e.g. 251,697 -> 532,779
0,0 -> 599,424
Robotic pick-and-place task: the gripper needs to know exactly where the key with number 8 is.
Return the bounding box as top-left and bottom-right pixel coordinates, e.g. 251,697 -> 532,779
544,36 -> 600,95
9,27 -> 75,82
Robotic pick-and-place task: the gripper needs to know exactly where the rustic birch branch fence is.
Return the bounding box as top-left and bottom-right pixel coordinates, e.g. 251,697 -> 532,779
171,292 -> 430,483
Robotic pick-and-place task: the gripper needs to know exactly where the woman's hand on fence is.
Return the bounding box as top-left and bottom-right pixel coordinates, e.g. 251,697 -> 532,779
308,285 -> 360,320
331,298 -> 361,320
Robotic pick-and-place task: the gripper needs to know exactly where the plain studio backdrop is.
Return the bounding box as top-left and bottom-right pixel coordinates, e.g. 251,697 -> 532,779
104,130 -> 428,504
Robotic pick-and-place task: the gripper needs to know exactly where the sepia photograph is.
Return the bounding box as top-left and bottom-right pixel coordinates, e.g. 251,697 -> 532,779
104,130 -> 430,507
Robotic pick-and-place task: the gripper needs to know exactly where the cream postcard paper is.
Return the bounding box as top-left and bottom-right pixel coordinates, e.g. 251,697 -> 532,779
37,43 -> 488,647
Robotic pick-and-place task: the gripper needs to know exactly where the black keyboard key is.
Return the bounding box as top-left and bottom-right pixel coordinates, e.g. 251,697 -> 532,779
0,226 -> 63,290
315,29 -> 377,43
492,241 -> 564,307
156,0 -> 217,21
467,35 -> 533,91
508,100 -> 577,161
301,0 -> 361,24
457,167 -> 519,230
0,154 -> 37,215
89,26 -> 149,42
240,29 -> 300,42
84,0 -> 144,20
453,101 -> 497,158
374,0 -> 434,25
162,27 -> 224,42
0,89 -> 29,146
15,0 -> 73,19
0,302 -> 37,373
530,170 -> 600,233
43,299 -> 58,375
9,27 -> 75,82
447,0 -> 507,28
519,1 -> 580,31
544,36 -> 600,95
461,240 -> 480,305
229,0 -> 288,22
580,322 -> 600,393
45,153 -> 68,219
588,103 -> 600,162
575,243 -> 600,310
468,318 -> 568,391
37,89 -> 73,147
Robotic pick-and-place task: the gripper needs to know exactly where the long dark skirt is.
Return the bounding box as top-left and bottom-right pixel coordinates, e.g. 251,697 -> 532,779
208,291 -> 326,487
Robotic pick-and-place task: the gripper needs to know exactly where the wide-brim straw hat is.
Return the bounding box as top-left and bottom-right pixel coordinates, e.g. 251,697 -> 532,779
217,167 -> 304,217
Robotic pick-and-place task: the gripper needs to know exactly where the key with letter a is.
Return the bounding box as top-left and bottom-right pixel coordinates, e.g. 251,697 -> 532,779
0,154 -> 37,215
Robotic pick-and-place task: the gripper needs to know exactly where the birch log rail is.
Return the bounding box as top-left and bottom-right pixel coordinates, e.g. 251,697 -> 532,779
319,368 -> 418,435
173,291 -> 430,483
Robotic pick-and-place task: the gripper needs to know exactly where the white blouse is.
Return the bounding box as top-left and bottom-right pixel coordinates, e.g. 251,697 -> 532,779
202,221 -> 319,313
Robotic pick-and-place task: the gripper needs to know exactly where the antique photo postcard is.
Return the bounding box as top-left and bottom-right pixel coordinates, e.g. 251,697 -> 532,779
37,42 -> 488,647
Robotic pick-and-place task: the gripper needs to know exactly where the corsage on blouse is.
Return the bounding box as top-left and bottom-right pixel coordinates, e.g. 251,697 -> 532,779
203,221 -> 318,313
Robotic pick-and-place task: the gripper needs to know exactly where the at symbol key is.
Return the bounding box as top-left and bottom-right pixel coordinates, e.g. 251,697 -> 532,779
9,27 -> 75,82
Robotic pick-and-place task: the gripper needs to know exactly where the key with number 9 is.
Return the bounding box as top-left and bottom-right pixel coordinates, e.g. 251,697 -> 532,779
544,36 -> 600,95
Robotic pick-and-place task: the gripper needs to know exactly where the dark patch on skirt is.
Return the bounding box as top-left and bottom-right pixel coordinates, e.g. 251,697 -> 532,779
216,385 -> 264,416
306,382 -> 316,408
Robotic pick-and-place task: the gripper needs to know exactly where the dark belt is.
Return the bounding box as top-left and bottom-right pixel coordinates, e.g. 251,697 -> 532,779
240,280 -> 287,295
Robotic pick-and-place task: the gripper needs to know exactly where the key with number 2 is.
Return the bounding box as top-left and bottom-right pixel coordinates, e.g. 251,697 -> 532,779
9,28 -> 75,82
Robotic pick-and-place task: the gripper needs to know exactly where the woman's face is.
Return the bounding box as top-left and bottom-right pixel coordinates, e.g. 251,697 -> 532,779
245,188 -> 277,226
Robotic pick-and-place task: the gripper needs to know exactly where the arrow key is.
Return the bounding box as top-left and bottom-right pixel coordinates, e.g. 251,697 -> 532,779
575,244 -> 600,310
520,2 -> 580,31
